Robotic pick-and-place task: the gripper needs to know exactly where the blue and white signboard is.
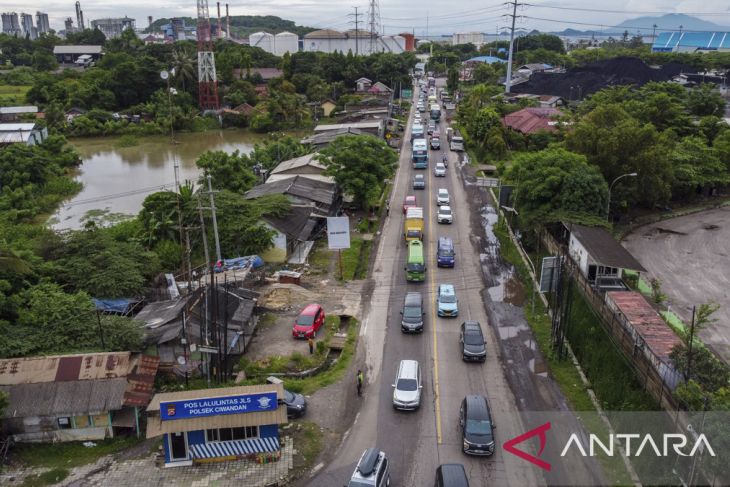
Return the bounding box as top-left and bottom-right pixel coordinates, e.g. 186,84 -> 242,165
160,392 -> 278,421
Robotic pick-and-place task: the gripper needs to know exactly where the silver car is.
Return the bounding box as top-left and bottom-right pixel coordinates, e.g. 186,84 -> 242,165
392,359 -> 422,410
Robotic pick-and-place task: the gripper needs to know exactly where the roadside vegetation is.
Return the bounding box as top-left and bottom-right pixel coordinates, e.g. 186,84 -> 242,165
10,437 -> 142,471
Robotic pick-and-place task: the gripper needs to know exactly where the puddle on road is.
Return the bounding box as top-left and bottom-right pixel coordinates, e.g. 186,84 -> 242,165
480,205 -> 526,306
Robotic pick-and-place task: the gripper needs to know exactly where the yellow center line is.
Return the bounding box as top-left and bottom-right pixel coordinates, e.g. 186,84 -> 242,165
426,134 -> 442,445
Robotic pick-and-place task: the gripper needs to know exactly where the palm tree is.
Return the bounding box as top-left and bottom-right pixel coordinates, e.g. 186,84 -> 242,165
0,243 -> 31,275
171,47 -> 196,94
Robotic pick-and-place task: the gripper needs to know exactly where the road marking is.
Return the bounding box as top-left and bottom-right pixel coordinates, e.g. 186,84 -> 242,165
426,135 -> 443,445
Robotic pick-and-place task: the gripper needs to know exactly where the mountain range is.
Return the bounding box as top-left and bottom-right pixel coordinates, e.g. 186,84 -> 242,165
552,13 -> 730,37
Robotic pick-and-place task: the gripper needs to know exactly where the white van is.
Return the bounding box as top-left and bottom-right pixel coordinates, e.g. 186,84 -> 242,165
392,359 -> 422,410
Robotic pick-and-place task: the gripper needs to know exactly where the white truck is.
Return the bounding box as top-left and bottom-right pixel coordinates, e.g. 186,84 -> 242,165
450,135 -> 464,152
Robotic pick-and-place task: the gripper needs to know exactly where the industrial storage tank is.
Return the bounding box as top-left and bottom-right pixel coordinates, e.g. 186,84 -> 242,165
249,31 -> 274,54
303,29 -> 347,53
379,35 -> 406,53
398,32 -> 415,51
274,31 -> 299,56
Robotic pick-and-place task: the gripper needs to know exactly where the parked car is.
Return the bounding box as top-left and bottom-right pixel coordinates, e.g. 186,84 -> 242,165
437,284 -> 458,317
435,464 -> 470,487
437,205 -> 453,224
437,188 -> 450,206
434,162 -> 446,177
392,359 -> 422,410
401,292 -> 424,333
347,448 -> 391,487
460,321 -> 486,362
292,303 -> 325,339
267,377 -> 306,418
413,174 -> 426,190
459,395 -> 495,456
403,195 -> 417,214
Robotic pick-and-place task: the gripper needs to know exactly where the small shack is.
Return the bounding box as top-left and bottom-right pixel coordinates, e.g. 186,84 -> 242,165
0,352 -> 158,442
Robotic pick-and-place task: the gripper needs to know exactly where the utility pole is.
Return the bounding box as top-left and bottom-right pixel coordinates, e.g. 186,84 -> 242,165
349,7 -> 360,55
651,23 -> 657,44
505,0 -> 521,94
686,305 -> 696,383
205,174 -> 222,264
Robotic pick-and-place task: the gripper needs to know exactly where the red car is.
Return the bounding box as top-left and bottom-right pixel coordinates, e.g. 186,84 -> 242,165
292,303 -> 325,339
403,195 -> 417,214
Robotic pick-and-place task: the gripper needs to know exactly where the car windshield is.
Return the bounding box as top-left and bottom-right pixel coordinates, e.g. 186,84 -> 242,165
439,248 -> 454,257
403,306 -> 421,318
466,418 -> 492,436
407,263 -> 425,272
465,331 -> 483,346
440,294 -> 456,303
284,390 -> 295,402
297,315 -> 314,326
397,378 -> 418,391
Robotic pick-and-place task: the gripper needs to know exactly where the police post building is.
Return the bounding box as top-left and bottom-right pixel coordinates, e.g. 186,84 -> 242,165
146,384 -> 287,466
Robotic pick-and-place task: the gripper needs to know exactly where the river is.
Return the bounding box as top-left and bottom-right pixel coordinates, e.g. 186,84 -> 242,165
50,130 -> 266,230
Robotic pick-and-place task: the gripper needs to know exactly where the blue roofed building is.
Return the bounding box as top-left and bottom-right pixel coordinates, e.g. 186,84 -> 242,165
464,55 -> 505,64
652,31 -> 730,53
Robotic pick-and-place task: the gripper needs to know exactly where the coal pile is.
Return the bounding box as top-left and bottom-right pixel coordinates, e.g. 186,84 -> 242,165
511,57 -> 695,100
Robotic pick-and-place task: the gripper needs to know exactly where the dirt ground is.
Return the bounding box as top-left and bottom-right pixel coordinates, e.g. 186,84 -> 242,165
622,206 -> 730,364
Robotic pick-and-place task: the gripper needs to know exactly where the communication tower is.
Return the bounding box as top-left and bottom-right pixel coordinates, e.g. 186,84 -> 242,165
197,0 -> 220,110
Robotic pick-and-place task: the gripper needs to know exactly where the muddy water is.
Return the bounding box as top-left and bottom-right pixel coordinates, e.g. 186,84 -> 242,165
50,130 -> 266,229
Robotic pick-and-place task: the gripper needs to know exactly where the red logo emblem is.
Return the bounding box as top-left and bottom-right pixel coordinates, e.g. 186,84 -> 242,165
503,421 -> 552,471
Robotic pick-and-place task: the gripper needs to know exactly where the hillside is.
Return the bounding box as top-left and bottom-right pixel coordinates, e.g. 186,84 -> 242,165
615,13 -> 730,32
146,15 -> 317,38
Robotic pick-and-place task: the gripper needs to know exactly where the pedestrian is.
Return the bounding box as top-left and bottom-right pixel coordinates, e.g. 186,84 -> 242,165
386,202 -> 390,216
356,369 -> 364,396
308,336 -> 314,355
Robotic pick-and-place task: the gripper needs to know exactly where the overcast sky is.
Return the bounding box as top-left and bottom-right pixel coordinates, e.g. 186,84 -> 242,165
8,0 -> 730,35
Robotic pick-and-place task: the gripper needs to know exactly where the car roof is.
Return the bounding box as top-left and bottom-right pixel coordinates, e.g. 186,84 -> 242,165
405,292 -> 422,305
300,303 -> 321,315
414,174 -> 424,179
398,359 -> 419,378
405,195 -> 416,202
439,236 -> 453,246
465,395 -> 490,418
438,188 -> 449,193
356,448 -> 382,477
439,206 -> 452,211
463,321 -> 481,331
440,284 -> 455,294
437,464 -> 469,486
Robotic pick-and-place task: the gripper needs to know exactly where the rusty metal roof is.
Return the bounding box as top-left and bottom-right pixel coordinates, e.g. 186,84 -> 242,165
0,352 -> 132,385
606,291 -> 682,360
0,353 -> 159,417
502,107 -> 563,135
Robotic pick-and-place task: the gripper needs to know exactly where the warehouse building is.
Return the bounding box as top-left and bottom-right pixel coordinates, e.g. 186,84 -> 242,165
652,31 -> 730,53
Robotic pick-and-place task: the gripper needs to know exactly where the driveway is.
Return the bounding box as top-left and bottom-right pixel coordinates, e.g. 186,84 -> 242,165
622,206 -> 730,363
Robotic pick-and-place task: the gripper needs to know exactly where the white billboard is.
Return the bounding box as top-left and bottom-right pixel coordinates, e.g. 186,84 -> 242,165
326,217 -> 351,250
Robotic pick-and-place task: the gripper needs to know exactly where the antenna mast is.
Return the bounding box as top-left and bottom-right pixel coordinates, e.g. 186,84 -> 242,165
197,0 -> 220,111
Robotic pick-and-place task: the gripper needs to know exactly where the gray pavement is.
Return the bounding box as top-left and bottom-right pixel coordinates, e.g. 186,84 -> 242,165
308,80 -> 541,487
622,206 -> 730,363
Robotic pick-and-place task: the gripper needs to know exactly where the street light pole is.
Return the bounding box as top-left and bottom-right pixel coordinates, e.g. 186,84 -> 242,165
606,172 -> 637,220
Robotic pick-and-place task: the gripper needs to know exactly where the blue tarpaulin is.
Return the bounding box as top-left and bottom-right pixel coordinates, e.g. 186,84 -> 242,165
214,255 -> 264,273
92,298 -> 136,314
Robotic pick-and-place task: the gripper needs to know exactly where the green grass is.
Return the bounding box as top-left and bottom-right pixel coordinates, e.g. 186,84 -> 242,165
0,84 -> 30,105
258,312 -> 277,328
340,237 -> 370,280
283,317 -> 359,395
11,437 -> 142,470
307,240 -> 331,273
286,421 -> 324,479
20,468 -> 69,487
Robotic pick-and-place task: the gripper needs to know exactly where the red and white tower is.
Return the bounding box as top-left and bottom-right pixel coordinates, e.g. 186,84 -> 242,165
197,0 -> 219,111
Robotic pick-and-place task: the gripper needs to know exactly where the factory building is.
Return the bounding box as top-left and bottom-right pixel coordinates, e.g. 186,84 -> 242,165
249,29 -> 406,56
90,16 -> 135,39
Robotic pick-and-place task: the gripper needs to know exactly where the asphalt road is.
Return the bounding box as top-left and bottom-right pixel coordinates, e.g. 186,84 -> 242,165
309,81 -> 540,487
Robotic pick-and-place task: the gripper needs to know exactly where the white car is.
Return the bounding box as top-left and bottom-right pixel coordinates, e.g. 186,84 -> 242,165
437,205 -> 453,224
437,188 -> 450,206
434,162 -> 446,177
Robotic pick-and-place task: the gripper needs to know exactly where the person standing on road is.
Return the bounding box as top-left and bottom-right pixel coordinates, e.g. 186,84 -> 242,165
308,336 -> 314,355
356,369 -> 364,396
385,202 -> 390,216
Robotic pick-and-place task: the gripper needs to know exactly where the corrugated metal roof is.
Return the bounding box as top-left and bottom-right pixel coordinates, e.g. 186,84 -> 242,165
652,31 -> 730,51
0,123 -> 37,132
313,121 -> 384,132
570,224 -> 647,272
244,175 -> 336,207
146,384 -> 287,437
0,352 -> 132,385
0,106 -> 37,115
503,107 -> 563,135
269,153 -> 326,175
53,45 -> 103,54
606,291 -> 682,360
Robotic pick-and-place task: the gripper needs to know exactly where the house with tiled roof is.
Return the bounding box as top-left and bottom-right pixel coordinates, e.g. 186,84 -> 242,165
502,107 -> 564,135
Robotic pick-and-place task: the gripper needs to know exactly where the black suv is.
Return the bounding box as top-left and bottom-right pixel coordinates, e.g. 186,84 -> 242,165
459,395 -> 495,456
401,292 -> 424,333
460,321 -> 486,362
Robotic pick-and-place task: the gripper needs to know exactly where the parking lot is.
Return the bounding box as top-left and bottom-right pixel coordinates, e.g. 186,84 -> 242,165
622,206 -> 730,363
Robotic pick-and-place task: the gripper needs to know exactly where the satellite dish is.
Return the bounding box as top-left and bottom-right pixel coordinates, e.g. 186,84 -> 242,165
160,70 -> 169,80
177,355 -> 186,365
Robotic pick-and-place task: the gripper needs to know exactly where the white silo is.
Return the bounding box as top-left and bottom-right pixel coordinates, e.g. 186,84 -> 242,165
249,31 -> 274,54
274,31 -> 298,56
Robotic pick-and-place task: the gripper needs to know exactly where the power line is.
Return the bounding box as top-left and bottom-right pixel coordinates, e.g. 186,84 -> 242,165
62,182 -> 177,208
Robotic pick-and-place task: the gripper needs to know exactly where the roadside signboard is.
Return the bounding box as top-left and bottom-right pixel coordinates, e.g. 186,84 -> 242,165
160,392 -> 278,421
401,89 -> 413,99
327,216 -> 350,250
